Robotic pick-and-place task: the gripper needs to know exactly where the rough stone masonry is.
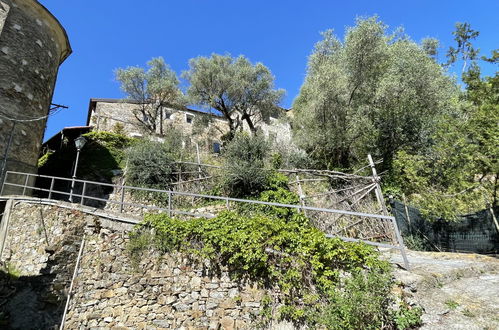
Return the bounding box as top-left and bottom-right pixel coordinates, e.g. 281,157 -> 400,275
0,200 -> 290,329
0,0 -> 71,192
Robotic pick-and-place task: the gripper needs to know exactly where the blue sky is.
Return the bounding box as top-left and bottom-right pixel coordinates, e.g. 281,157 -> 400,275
41,0 -> 498,141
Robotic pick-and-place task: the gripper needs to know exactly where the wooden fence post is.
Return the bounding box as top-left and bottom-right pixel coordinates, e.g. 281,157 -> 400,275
196,143 -> 202,179
368,154 -> 410,269
295,174 -> 307,216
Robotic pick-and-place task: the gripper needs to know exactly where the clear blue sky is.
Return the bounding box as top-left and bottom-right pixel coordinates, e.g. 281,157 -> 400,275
41,0 -> 498,141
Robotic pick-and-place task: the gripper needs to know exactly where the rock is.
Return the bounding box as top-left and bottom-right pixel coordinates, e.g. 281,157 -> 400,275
102,289 -> 115,298
153,320 -> 170,328
190,276 -> 202,288
129,283 -> 143,292
173,302 -> 190,312
209,291 -> 224,299
201,288 -> 209,298
86,312 -> 101,320
220,317 -> 234,330
220,299 -> 236,309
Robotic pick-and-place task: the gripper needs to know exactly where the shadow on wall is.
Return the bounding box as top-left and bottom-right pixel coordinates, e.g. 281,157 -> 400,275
0,264 -> 65,329
0,203 -> 87,329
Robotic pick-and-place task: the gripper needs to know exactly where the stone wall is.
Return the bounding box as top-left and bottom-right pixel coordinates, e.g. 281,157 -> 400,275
89,100 -> 228,154
0,201 -> 93,329
0,0 -> 70,192
65,233 -> 267,329
0,1 -> 9,34
0,200 -> 287,329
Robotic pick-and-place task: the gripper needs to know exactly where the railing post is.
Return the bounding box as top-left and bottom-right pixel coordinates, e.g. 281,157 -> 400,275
69,179 -> 74,203
81,182 -> 87,206
22,174 -> 30,196
196,143 -> 202,179
168,191 -> 172,217
0,171 -> 8,196
48,177 -> 55,199
391,217 -> 410,270
120,186 -> 125,213
226,198 -> 230,210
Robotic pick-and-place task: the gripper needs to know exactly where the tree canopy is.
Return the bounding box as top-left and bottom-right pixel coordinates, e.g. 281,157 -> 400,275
115,57 -> 183,136
183,54 -> 284,140
292,17 -> 458,170
393,23 -> 498,219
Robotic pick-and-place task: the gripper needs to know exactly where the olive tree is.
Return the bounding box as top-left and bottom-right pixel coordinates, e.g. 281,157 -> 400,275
292,17 -> 458,170
115,57 -> 183,136
183,54 -> 284,140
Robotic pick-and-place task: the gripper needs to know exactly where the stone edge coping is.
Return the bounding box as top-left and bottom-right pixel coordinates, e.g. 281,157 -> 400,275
0,195 -> 140,230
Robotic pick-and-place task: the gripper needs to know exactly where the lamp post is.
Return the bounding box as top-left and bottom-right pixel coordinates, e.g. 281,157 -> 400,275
69,136 -> 86,202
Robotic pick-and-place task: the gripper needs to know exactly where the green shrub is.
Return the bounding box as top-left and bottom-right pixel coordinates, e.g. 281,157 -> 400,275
222,133 -> 271,197
82,131 -> 136,169
234,171 -> 303,220
126,140 -> 175,189
392,303 -> 423,329
38,131 -> 135,182
129,209 -> 391,327
317,267 -> 393,329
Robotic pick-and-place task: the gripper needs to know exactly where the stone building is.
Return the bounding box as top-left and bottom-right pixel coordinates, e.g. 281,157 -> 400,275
0,0 -> 71,189
86,98 -> 292,154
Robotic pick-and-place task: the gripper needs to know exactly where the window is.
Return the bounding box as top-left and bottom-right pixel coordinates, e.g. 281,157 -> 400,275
213,142 -> 221,154
186,114 -> 194,124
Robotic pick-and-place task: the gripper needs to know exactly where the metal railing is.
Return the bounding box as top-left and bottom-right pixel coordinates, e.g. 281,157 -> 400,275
0,170 -> 409,268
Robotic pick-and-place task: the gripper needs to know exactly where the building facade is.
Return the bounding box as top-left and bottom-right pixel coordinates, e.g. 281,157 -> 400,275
0,0 -> 71,190
86,98 -> 292,154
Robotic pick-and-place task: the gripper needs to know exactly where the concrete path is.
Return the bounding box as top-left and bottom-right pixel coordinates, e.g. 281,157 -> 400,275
385,249 -> 499,329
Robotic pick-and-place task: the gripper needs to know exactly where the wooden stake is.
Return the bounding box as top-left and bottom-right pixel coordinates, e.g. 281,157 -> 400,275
295,174 -> 307,216
368,154 -> 410,270
196,143 -> 202,179
490,207 -> 499,233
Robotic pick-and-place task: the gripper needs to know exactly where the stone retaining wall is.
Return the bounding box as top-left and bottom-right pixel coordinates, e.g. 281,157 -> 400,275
65,232 -> 267,329
0,200 -> 286,329
0,201 -> 93,329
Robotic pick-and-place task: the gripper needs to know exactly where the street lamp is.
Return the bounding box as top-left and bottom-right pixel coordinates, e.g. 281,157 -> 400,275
69,136 -> 87,202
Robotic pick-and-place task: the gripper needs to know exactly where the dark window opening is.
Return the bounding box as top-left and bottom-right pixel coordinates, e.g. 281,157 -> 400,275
213,142 -> 221,154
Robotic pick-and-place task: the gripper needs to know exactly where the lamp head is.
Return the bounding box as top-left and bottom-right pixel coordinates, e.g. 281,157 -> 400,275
74,136 -> 87,151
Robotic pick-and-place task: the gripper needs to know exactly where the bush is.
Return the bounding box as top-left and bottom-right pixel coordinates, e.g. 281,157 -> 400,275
82,131 -> 136,168
38,131 -> 135,182
129,209 -> 392,327
317,267 -> 393,329
392,304 -> 423,329
126,140 -> 175,189
236,172 -> 302,220
222,133 -> 271,197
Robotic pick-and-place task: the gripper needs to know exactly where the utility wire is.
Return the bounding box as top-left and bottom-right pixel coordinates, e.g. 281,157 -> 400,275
0,108 -> 62,122
0,103 -> 68,122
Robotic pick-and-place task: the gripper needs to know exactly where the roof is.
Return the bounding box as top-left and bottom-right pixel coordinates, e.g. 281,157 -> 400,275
42,126 -> 92,149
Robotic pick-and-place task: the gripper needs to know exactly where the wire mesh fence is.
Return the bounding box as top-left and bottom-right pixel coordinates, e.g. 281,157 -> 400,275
391,199 -> 499,254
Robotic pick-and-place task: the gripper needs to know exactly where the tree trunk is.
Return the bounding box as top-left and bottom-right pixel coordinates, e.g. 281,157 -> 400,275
159,106 -> 163,135
241,113 -> 257,135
